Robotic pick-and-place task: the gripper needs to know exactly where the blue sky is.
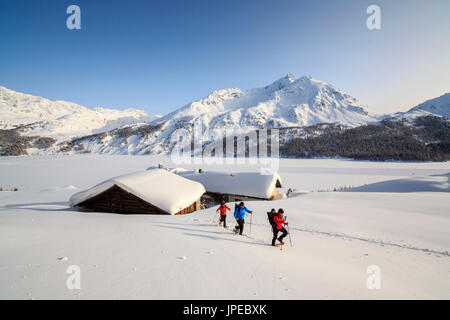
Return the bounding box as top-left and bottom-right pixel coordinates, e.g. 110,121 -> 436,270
1,0 -> 449,115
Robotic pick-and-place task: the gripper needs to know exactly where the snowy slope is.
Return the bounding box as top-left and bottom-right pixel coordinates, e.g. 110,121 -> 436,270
157,74 -> 380,130
0,86 -> 155,139
391,92 -> 450,121
0,156 -> 449,299
407,93 -> 450,118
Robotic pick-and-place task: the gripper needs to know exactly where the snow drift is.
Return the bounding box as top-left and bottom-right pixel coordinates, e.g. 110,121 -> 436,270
348,173 -> 450,193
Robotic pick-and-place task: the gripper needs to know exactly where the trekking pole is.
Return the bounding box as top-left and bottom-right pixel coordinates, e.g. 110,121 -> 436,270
250,212 -> 253,234
210,212 -> 218,224
285,216 -> 293,247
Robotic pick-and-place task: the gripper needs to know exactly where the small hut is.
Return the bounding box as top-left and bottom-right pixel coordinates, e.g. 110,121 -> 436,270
178,170 -> 283,203
69,169 -> 205,215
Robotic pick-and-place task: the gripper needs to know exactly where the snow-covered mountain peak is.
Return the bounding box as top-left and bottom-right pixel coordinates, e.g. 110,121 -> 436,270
293,75 -> 343,94
0,86 -> 88,129
297,75 -> 318,83
264,73 -> 297,91
285,72 -> 296,81
0,86 -> 155,138
390,92 -> 450,121
0,85 -> 16,96
408,92 -> 450,118
166,88 -> 245,119
154,74 -> 379,136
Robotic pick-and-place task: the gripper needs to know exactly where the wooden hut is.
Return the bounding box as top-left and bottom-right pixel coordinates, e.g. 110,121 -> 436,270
178,170 -> 283,204
69,169 -> 205,215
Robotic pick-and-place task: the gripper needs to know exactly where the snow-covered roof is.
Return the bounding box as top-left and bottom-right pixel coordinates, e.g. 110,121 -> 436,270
146,166 -> 188,174
69,169 -> 206,214
178,171 -> 282,199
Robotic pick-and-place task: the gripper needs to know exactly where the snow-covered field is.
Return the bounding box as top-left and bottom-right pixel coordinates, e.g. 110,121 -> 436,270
0,155 -> 449,299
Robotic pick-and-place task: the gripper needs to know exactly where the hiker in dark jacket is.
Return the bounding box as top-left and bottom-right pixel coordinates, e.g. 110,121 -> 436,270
272,208 -> 289,246
216,200 -> 230,228
234,202 -> 252,235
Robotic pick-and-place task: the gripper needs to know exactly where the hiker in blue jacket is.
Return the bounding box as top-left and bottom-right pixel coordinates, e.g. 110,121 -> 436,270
234,202 -> 253,235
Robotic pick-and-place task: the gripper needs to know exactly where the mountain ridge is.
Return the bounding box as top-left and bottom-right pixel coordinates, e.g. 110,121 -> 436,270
0,85 -> 156,138
157,73 -> 378,129
0,75 -> 449,158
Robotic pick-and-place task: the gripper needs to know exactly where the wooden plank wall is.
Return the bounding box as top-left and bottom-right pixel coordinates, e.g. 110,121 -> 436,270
77,185 -> 200,215
175,199 -> 200,215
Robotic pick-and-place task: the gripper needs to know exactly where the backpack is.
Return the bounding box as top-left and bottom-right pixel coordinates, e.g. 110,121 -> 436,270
267,209 -> 276,226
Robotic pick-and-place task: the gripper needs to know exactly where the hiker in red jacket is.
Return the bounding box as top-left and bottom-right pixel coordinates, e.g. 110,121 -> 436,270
272,208 -> 289,246
217,200 -> 231,228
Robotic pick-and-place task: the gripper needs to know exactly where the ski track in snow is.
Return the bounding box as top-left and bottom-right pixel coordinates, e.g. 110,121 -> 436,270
208,219 -> 450,257
290,227 -> 450,257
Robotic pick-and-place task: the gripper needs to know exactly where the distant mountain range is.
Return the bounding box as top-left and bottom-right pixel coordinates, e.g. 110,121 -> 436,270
0,86 -> 157,137
1,75 -> 449,160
